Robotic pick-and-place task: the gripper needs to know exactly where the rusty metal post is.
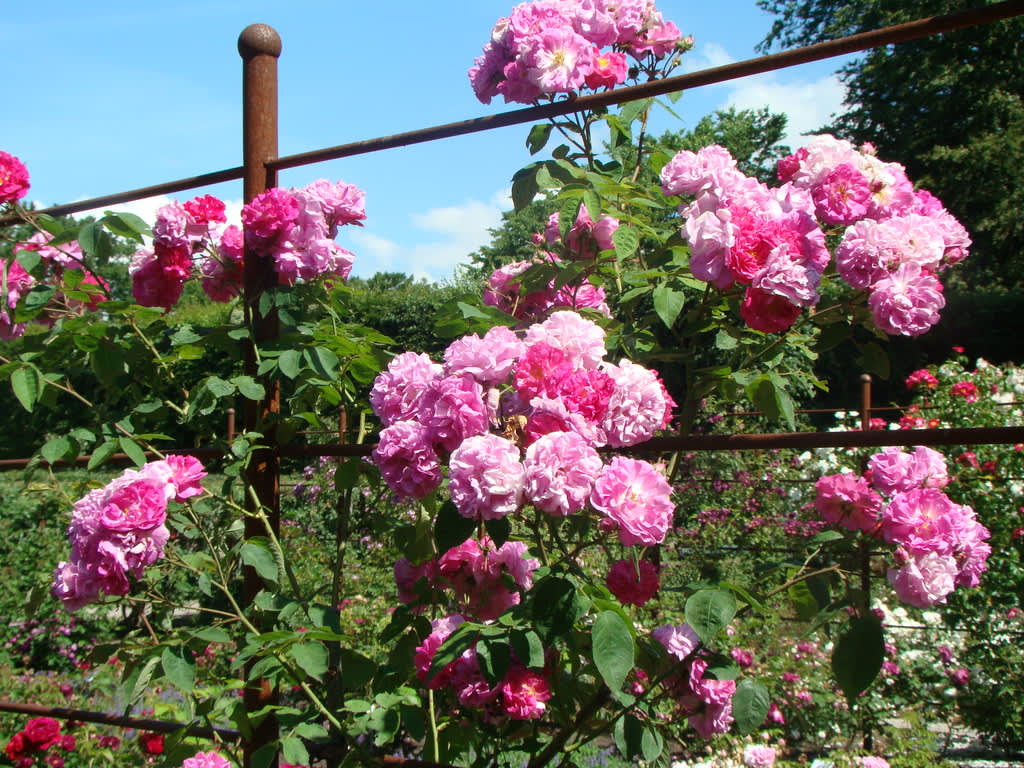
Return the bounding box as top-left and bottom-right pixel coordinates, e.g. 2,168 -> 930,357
860,374 -> 873,432
858,373 -> 874,751
227,407 -> 236,443
239,23 -> 282,768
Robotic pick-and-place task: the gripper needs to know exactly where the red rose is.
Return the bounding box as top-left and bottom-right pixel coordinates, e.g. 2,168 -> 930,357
4,732 -> 27,760
24,717 -> 62,750
138,732 -> 164,755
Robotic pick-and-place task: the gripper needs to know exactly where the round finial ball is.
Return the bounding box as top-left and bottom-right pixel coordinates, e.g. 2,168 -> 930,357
238,24 -> 282,59
860,373 -> 872,383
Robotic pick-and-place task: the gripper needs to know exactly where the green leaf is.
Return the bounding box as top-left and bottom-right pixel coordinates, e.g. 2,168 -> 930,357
241,539 -> 279,586
305,346 -> 340,380
685,589 -> 737,645
732,679 -> 770,733
511,164 -> 541,211
161,647 -> 196,691
125,655 -> 161,709
427,623 -> 479,682
281,736 -> 310,767
641,726 -> 663,762
101,212 -> 150,241
484,516 -> 511,548
614,713 -> 644,760
291,640 -> 329,682
40,436 -> 72,465
612,225 -> 639,260
278,349 -> 302,379
232,375 -> 265,400
118,437 -> 147,468
339,648 -> 377,690
592,611 -> 634,693
510,630 -> 545,670
11,365 -> 41,412
714,329 -> 739,350
531,576 -> 578,642
832,614 -> 885,705
87,439 -> 120,470
526,123 -> 553,155
77,222 -> 99,255
205,376 -> 236,399
434,501 -> 476,554
653,283 -> 685,329
19,286 -> 56,319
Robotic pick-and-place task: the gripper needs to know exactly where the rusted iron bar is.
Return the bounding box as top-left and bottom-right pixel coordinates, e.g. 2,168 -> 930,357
0,166 -> 243,227
0,699 -> 239,741
266,0 -> 1024,172
7,0 -> 1021,227
2,424 -> 1020,470
239,21 -> 282,768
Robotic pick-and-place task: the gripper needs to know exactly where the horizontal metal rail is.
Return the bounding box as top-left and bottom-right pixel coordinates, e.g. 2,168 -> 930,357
3,0 -> 1021,226
0,699 -> 239,741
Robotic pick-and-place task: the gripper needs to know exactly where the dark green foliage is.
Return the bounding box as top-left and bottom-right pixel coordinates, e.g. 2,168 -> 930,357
758,0 -> 1024,288
334,273 -> 468,357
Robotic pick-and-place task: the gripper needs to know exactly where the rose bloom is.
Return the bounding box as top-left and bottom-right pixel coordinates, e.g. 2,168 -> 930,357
743,744 -> 777,767
523,430 -> 603,516
181,751 -> 232,768
590,457 -> 675,546
606,559 -> 660,606
500,667 -> 552,720
0,151 -> 31,202
448,433 -> 525,520
138,732 -> 164,756
23,718 -> 61,750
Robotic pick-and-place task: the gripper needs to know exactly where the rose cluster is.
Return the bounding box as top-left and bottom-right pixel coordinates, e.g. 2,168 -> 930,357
652,623 -> 736,738
483,204 -> 618,320
781,135 -> 969,336
3,717 -> 75,768
370,311 -> 677,721
814,445 -> 991,607
469,0 -> 684,105
130,179 -> 363,309
181,751 -> 231,768
51,455 -> 207,610
370,310 -> 675,523
414,613 -> 553,722
660,144 -> 830,334
661,136 -> 970,337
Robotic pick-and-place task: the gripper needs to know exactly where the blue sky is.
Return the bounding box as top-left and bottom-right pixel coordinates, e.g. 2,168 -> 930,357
3,1 -> 851,281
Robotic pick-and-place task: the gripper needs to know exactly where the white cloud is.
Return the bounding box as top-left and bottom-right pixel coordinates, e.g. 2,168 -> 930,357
721,73 -> 846,147
349,195 -> 506,282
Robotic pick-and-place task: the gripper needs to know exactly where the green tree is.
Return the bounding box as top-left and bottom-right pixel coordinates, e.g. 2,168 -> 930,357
757,0 -> 1024,288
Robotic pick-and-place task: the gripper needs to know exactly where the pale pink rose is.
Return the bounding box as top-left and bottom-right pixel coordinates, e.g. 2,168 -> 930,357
414,614 -> 466,687
14,230 -> 85,269
301,178 -> 366,229
524,395 -> 607,447
469,43 -> 509,105
98,480 -> 168,532
525,27 -> 594,94
501,667 -> 552,720
523,430 -> 603,516
814,473 -> 882,534
129,246 -> 187,310
606,559 -> 660,606
371,421 -> 441,499
449,433 -> 525,520
444,325 -> 525,386
857,758 -> 890,768
888,550 -> 958,607
685,204 -> 736,288
867,446 -> 948,496
438,537 -> 538,621
370,351 -> 443,427
868,262 -> 945,337
152,201 -> 191,250
591,457 -> 674,546
881,487 -> 964,554
743,744 -> 777,767
652,623 -> 700,661
524,310 -> 607,370
600,359 -> 675,447
629,20 -> 682,57
684,658 -> 736,738
394,557 -> 436,605
200,225 -> 244,302
164,455 -> 208,501
421,375 -> 491,452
